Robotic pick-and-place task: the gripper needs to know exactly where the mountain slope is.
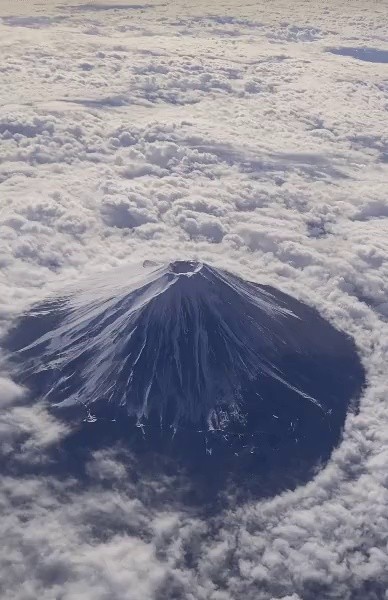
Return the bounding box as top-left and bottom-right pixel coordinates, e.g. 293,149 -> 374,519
5,260 -> 365,498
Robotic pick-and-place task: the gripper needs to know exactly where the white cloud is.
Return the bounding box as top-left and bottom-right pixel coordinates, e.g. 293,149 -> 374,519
0,402 -> 69,462
0,376 -> 25,407
0,0 -> 387,598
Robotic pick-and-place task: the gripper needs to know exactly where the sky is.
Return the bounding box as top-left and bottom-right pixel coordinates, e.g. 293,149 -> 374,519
0,1 -> 387,599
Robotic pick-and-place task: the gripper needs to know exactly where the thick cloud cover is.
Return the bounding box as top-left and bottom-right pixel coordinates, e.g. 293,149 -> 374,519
0,0 -> 387,598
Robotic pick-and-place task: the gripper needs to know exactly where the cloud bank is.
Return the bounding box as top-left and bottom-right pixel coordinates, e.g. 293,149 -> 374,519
0,0 -> 387,598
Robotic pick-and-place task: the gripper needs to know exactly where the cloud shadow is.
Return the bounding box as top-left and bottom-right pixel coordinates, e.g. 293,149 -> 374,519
327,47 -> 388,63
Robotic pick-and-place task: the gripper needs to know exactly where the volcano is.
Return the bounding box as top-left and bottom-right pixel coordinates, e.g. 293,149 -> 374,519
5,260 -> 365,502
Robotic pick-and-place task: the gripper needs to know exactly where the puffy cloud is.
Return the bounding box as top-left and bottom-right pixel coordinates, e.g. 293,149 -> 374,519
0,0 -> 387,598
101,193 -> 159,228
0,377 -> 25,407
0,402 -> 69,463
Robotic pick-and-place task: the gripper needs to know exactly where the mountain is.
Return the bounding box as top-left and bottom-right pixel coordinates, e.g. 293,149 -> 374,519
5,260 -> 365,501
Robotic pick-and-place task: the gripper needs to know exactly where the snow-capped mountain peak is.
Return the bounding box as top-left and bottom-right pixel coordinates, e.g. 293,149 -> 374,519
7,261 -> 363,453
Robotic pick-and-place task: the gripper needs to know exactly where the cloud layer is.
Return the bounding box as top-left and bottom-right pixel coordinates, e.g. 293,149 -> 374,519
0,0 -> 387,598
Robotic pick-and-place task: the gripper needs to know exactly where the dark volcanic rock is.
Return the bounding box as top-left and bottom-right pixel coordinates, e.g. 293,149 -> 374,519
4,260 -> 365,504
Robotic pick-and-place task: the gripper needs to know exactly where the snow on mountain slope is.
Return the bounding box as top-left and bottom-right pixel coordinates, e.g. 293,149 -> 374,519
6,260 -> 364,476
